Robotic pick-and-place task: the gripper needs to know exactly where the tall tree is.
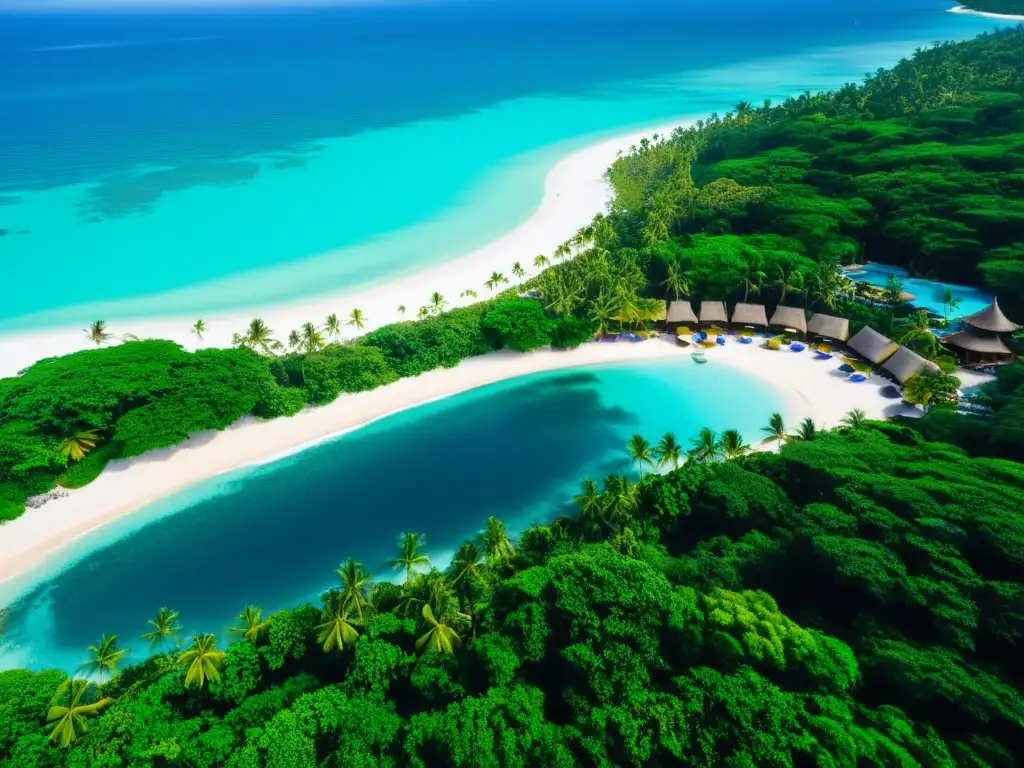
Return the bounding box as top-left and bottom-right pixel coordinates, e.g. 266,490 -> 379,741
191,319 -> 207,341
300,322 -> 326,354
718,429 -> 751,459
392,531 -> 430,584
347,308 -> 367,330
178,634 -> 226,689
761,412 -> 789,450
655,432 -> 683,469
80,634 -> 128,684
324,313 -> 342,341
533,254 -> 550,270
429,292 -> 447,314
316,596 -> 360,653
231,605 -> 270,644
626,434 -> 655,479
688,427 -> 722,464
936,288 -> 962,325
141,607 -> 182,653
485,272 -> 509,292
46,680 -> 111,748
661,261 -> 690,300
415,600 -> 466,655
233,318 -> 279,355
480,516 -> 515,564
84,321 -> 113,346
336,558 -> 373,624
512,262 -> 526,279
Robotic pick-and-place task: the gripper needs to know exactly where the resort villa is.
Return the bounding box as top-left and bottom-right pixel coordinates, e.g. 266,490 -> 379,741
941,298 -> 1020,366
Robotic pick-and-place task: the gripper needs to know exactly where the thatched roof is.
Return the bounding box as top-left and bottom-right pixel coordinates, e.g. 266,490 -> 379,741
882,346 -> 940,384
963,298 -> 1020,333
666,300 -> 698,324
847,326 -> 899,365
731,302 -> 768,326
699,301 -> 728,324
807,313 -> 850,342
768,305 -> 807,333
942,330 -> 1014,355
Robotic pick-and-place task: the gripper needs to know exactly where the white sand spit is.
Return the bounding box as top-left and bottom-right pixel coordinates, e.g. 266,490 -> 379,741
0,337 -> 921,587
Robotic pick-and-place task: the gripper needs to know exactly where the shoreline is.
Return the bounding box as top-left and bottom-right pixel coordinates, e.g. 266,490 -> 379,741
0,118 -> 692,379
949,5 -> 1024,21
0,337 -> 920,590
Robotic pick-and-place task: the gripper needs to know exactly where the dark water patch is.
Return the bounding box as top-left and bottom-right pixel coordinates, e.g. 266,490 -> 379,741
0,195 -> 22,206
76,160 -> 262,220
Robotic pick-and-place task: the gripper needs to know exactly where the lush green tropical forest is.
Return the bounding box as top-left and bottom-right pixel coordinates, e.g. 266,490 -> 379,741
1,360 -> 1022,766
2,28 -> 1024,767
962,1 -> 1024,15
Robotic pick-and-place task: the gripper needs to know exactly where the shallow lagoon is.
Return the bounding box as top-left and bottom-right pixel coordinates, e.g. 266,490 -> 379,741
0,359 -> 785,672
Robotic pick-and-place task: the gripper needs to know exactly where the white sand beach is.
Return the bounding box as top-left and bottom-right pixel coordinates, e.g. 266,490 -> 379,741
0,336 -> 922,586
949,4 -> 1024,21
0,120 -> 691,379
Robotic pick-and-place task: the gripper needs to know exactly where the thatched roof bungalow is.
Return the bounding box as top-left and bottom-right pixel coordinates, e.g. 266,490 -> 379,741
847,326 -> 899,365
882,346 -> 940,384
730,303 -> 768,328
666,300 -> 698,327
699,301 -> 728,325
807,313 -> 850,342
941,298 -> 1019,365
768,305 -> 807,334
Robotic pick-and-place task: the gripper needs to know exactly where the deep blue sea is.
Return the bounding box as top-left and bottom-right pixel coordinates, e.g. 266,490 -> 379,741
0,0 -> 995,329
0,359 -> 785,671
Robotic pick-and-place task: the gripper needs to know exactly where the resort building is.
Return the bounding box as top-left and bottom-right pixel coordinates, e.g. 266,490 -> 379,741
699,301 -> 728,327
941,298 -> 1020,366
768,305 -> 807,335
807,313 -> 850,342
666,300 -> 698,331
730,302 -> 768,333
882,346 -> 940,384
847,326 -> 899,365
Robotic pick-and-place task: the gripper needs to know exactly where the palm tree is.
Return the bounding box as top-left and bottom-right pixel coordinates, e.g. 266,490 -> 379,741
794,418 -> 818,441
485,271 -> 509,292
740,263 -> 767,302
57,430 -> 99,464
512,262 -> 526,279
84,321 -> 112,346
655,432 -> 683,470
429,292 -> 447,314
718,429 -> 751,459
347,308 -> 366,330
46,680 -> 111,748
450,541 -> 485,587
336,558 -> 373,624
896,310 -> 936,355
178,634 -> 226,689
141,607 -> 182,653
734,100 -> 755,125
773,264 -> 805,303
316,597 -> 359,653
300,322 -> 325,354
480,516 -> 514,563
602,474 -> 638,527
324,313 -> 342,342
840,408 -> 868,429
417,306 -> 430,320
79,634 -> 128,684
392,531 -> 430,584
231,606 -> 270,644
460,289 -> 479,299
661,261 -> 690,301
397,304 -> 407,316
574,478 -> 602,520
935,288 -> 962,325
287,329 -> 301,350
234,318 -> 279,355
882,276 -> 906,308
688,427 -> 722,464
191,320 -> 207,342
415,601 -> 465,655
761,412 -> 789,450
626,434 -> 655,479
533,254 -> 550,270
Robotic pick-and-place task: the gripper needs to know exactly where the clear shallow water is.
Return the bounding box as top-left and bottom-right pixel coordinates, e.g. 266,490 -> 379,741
0,358 -> 783,672
0,0 -> 995,329
848,263 -> 995,319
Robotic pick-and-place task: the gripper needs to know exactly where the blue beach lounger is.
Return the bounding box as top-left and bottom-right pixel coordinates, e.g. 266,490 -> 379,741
849,373 -> 867,382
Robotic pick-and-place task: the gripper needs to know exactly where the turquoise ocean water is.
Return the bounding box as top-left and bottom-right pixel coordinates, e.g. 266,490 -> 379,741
0,359 -> 784,671
0,0 -> 996,329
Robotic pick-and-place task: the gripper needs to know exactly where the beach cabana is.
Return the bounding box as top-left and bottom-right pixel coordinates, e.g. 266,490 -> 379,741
698,301 -> 728,327
807,313 -> 850,342
941,297 -> 1019,366
882,346 -> 940,384
847,326 -> 899,365
730,302 -> 768,332
768,305 -> 807,335
666,300 -> 698,331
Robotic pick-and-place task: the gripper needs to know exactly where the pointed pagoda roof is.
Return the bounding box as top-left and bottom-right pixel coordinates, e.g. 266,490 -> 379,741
941,331 -> 1014,355
963,298 -> 1020,333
